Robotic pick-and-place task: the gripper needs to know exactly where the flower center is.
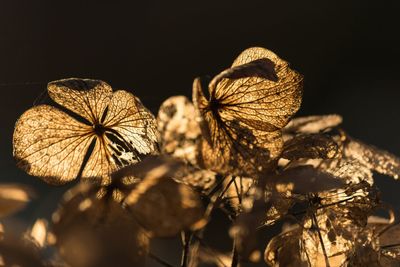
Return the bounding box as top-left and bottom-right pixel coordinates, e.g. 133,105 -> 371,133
93,123 -> 106,136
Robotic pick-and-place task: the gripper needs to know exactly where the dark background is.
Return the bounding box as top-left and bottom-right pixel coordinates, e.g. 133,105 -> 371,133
1,1 -> 400,266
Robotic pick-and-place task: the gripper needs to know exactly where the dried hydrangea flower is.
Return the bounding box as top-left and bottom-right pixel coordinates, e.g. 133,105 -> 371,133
119,156 -> 206,237
267,180 -> 379,266
193,47 -> 303,177
258,165 -> 345,227
174,168 -> 217,193
13,78 -> 159,185
157,95 -> 202,166
52,182 -> 149,267
288,127 -> 400,182
157,97 -> 217,191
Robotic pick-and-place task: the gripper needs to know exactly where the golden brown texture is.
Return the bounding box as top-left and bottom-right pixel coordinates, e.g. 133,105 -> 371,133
121,156 -> 205,237
284,114 -> 343,135
52,183 -> 149,267
13,78 -> 159,184
157,96 -> 202,165
282,133 -> 339,160
193,47 -> 303,176
343,138 -> 400,179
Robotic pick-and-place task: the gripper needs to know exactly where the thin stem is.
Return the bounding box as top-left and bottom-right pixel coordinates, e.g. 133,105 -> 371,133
233,177 -> 242,206
311,211 -> 330,267
381,243 -> 400,249
192,234 -> 228,267
181,231 -> 192,267
149,252 -> 176,267
204,176 -> 236,219
231,239 -> 239,267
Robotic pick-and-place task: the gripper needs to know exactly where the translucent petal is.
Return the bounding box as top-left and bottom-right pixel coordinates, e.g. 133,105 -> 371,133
282,134 -> 339,160
13,105 -> 94,184
103,90 -> 159,155
193,47 -> 303,176
344,138 -> 400,179
284,114 -> 343,135
82,135 -> 117,184
273,165 -> 345,194
47,78 -> 113,123
14,79 -> 159,184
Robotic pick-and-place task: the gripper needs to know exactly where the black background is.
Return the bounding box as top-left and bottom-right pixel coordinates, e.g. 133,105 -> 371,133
1,1 -> 400,266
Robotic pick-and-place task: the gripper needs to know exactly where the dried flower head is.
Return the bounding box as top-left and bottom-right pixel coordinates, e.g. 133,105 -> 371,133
157,95 -> 202,166
118,155 -> 206,237
52,182 -> 149,267
193,47 -> 303,177
13,78 -> 159,185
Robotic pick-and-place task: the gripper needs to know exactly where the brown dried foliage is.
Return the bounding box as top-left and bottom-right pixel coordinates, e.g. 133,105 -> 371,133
7,47 -> 400,267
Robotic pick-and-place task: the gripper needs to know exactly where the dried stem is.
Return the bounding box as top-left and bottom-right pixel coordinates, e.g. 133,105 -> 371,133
311,211 -> 331,267
181,231 -> 192,267
149,252 -> 176,267
231,239 -> 239,267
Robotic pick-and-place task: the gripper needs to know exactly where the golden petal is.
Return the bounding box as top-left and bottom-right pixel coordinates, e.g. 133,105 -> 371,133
82,136 -> 116,184
282,133 -> 339,160
272,165 -> 345,194
103,90 -> 159,155
193,47 -> 303,176
15,79 -> 160,184
13,105 -> 94,184
344,138 -> 400,179
47,78 -> 113,123
284,114 -> 343,135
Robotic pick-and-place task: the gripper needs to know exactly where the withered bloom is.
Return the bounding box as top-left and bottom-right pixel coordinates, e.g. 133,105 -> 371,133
52,182 -> 149,267
157,96 -> 217,191
13,78 -> 159,185
117,155 -> 206,237
283,115 -> 400,181
157,95 -> 202,166
193,47 -> 303,176
265,179 -> 380,267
